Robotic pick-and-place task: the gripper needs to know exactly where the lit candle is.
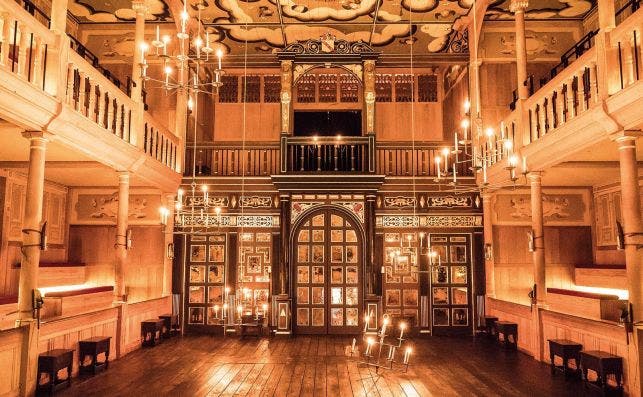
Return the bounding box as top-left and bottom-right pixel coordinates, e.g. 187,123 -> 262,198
222,303 -> 228,318
483,158 -> 488,184
214,305 -> 219,319
351,338 -> 356,354
156,25 -> 160,43
365,338 -> 374,355
262,303 -> 268,315
237,305 -> 243,318
454,132 -> 459,152
177,188 -> 184,203
435,156 -> 441,179
387,345 -> 395,361
403,347 -> 412,364
442,148 -> 449,172
216,49 -> 223,70
363,313 -> 370,332
452,163 -> 456,184
381,318 -> 389,336
399,322 -> 406,340
522,155 -> 527,173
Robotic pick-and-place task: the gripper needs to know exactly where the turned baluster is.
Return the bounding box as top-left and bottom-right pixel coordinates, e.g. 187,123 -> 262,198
66,64 -> 75,106
588,62 -> 598,106
97,86 -> 106,128
299,145 -> 304,171
0,13 -> 10,67
316,144 -> 321,171
114,100 -> 123,138
530,106 -> 538,142
106,95 -> 114,133
547,94 -> 555,132
17,23 -> 30,78
621,38 -> 635,87
87,79 -> 96,122
77,71 -> 86,114
576,69 -> 588,113
538,98 -> 547,137
31,36 -> 42,86
334,144 -> 338,171
350,145 -> 356,171
566,77 -> 576,121
556,84 -> 565,128
123,108 -> 131,142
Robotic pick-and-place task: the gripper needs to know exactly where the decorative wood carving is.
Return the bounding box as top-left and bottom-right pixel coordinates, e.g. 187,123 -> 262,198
296,74 -> 316,103
239,196 -> 273,208
418,74 -> 438,102
241,75 -> 261,103
375,74 -> 392,102
383,196 -> 417,208
394,74 -> 414,102
180,215 -> 278,228
318,74 -> 337,102
340,74 -> 359,103
281,60 -> 293,133
264,75 -> 281,103
281,37 -> 377,56
219,75 -> 238,103
426,196 -> 471,208
376,215 -> 483,228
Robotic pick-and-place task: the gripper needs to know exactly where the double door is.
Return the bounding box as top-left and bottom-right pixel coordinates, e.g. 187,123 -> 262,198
293,210 -> 362,334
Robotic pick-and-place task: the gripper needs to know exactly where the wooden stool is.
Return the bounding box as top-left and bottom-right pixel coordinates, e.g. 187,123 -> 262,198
78,336 -> 111,375
158,313 -> 179,338
141,319 -> 164,347
495,321 -> 518,350
580,350 -> 623,396
37,349 -> 74,396
483,315 -> 498,337
548,339 -> 582,378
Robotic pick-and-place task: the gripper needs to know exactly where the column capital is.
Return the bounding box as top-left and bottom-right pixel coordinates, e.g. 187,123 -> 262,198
509,0 -> 529,13
610,130 -> 642,146
21,130 -> 51,142
481,191 -> 493,201
527,171 -> 543,183
132,0 -> 148,14
117,170 -> 130,183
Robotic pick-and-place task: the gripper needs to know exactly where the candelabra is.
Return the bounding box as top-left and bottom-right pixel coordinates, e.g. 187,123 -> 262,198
139,1 -> 225,96
349,315 -> 412,373
433,99 -> 529,190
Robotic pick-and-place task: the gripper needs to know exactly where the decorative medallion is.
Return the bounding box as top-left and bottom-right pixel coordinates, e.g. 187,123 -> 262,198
239,195 -> 273,208
426,196 -> 471,208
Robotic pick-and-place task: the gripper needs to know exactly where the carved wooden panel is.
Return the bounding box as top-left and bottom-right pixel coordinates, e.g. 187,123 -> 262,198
339,74 -> 359,103
418,74 -> 438,102
375,74 -> 392,102
394,74 -> 414,102
241,75 -> 261,103
7,182 -> 25,241
219,75 -> 239,103
318,74 -> 337,103
296,75 -> 316,103
263,75 -> 281,103
43,191 -> 66,245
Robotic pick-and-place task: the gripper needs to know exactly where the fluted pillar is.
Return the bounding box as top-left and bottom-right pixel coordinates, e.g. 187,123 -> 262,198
511,0 -> 529,100
363,60 -> 376,135
279,194 -> 291,295
17,131 -> 48,397
114,171 -> 130,301
280,60 -> 293,135
162,194 -> 175,297
482,192 -> 495,298
529,172 -> 546,361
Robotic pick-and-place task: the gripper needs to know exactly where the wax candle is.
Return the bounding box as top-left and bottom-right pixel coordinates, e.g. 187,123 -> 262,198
454,132 -> 458,152
351,338 -> 356,354
399,322 -> 406,339
403,347 -> 412,364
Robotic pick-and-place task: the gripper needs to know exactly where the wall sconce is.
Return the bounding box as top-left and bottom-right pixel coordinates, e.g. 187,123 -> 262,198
484,243 -> 493,260
21,221 -> 48,251
159,206 -> 169,226
527,230 -> 534,252
167,243 -> 174,259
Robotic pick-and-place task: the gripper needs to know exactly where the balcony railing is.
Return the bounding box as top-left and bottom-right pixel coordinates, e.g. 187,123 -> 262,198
375,143 -> 472,177
611,8 -> 643,90
281,136 -> 373,173
184,143 -> 280,176
0,0 -> 180,172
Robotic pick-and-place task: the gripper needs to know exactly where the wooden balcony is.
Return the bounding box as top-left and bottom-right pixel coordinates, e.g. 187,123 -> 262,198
0,0 -> 181,191
484,7 -> 643,185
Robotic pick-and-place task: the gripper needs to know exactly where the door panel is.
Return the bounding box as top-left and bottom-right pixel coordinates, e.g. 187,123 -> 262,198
293,210 -> 362,335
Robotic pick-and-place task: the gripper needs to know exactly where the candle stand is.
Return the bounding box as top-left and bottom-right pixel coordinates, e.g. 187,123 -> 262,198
349,316 -> 412,373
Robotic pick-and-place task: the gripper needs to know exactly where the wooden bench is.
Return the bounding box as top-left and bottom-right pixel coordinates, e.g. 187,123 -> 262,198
239,314 -> 264,338
158,313 -> 179,338
482,315 -> 498,337
548,339 -> 582,379
79,336 -> 111,375
37,349 -> 74,396
494,321 -> 518,350
141,319 -> 164,347
580,350 -> 623,396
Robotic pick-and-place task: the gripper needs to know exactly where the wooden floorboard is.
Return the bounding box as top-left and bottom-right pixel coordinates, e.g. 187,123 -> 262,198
61,334 -> 586,396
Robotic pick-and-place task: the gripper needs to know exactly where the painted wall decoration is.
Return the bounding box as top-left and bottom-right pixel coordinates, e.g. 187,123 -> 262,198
480,29 -> 578,61
69,0 -> 172,23
492,189 -> 591,226
70,188 -> 162,225
377,215 -> 483,227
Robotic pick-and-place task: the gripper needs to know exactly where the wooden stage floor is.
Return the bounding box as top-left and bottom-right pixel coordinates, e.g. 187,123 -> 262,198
62,334 -> 583,396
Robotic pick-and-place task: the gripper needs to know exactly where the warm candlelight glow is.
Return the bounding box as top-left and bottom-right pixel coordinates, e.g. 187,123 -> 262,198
463,99 -> 471,112
461,118 -> 470,129
485,127 -> 495,138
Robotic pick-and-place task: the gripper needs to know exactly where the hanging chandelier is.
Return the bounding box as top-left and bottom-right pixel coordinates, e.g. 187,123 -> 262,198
139,1 -> 225,97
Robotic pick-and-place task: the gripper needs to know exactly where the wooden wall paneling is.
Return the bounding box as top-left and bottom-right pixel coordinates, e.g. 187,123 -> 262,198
373,233 -> 383,296
121,296 -> 172,354
486,298 -> 534,355
227,233 -> 238,294
271,232 -> 281,296
0,327 -> 23,396
172,234 -> 185,295
68,225 -> 116,287
125,226 -> 165,302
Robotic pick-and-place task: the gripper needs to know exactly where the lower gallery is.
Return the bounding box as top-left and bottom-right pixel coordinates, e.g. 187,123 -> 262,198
0,0 -> 642,395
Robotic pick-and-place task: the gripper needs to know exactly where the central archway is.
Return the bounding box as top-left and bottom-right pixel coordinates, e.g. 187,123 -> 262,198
290,206 -> 365,335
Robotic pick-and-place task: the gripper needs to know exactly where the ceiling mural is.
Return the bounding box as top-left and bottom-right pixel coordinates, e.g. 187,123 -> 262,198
485,0 -> 595,20
68,0 -> 173,22
479,28 -> 578,60
71,0 -> 595,57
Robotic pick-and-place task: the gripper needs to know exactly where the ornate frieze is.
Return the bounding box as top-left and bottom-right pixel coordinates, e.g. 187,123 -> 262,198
426,195 -> 471,208
179,215 -> 278,228
291,201 -> 324,223
383,196 -> 417,208
377,215 -> 483,228
188,196 -> 229,208
337,201 -> 364,223
239,195 -> 272,208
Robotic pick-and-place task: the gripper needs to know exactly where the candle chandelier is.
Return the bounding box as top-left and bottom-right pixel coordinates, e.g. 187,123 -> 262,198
349,315 -> 412,372
139,1 -> 225,97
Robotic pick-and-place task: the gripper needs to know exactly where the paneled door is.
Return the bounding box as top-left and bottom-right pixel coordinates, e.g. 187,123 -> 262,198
429,233 -> 473,335
293,209 -> 362,335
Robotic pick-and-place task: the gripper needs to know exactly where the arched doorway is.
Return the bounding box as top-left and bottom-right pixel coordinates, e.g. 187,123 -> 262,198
291,207 -> 364,334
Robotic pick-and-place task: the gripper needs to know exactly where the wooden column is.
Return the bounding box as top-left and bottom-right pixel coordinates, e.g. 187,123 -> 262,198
528,172 -> 546,361
114,171 -> 129,301
280,60 -> 293,135
613,131 -> 643,396
162,194 -> 175,297
364,60 -> 376,135
129,1 -> 146,148
365,194 -> 376,296
511,0 -> 529,100
17,131 -> 48,397
482,192 -> 495,298
279,194 -> 291,295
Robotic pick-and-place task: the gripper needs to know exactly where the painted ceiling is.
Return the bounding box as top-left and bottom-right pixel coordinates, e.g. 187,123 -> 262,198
70,0 -> 595,57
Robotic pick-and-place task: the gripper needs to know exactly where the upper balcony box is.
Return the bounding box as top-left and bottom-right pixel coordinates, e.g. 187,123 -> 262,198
0,0 -> 181,191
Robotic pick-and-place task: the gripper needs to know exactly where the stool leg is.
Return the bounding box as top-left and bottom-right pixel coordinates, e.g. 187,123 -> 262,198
550,353 -> 556,375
